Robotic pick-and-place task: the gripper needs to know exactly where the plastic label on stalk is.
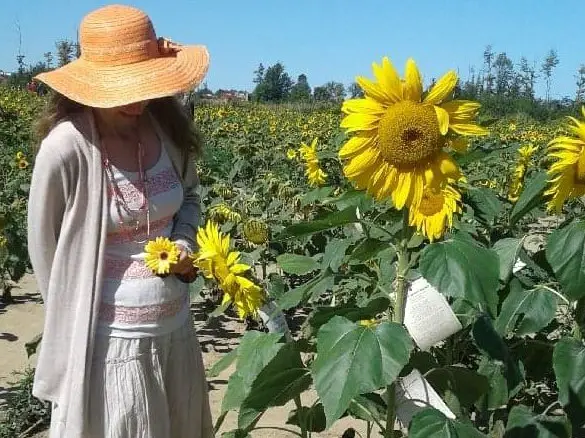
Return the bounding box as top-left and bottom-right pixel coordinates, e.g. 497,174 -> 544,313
258,300 -> 292,341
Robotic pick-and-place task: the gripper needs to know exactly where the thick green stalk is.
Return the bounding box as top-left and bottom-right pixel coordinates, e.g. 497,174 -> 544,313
385,209 -> 411,438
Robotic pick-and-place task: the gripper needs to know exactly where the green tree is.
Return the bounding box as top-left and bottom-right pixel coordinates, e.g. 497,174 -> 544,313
43,52 -> 54,69
348,82 -> 364,98
518,57 -> 537,99
290,74 -> 311,101
56,40 -> 75,67
576,65 -> 585,103
541,49 -> 559,102
482,45 -> 495,94
253,63 -> 265,85
252,62 -> 293,102
324,81 -> 346,102
313,86 -> 330,101
494,52 -> 514,95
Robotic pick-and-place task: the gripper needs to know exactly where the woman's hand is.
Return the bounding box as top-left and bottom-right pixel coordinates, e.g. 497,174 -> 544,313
171,246 -> 199,283
172,248 -> 195,275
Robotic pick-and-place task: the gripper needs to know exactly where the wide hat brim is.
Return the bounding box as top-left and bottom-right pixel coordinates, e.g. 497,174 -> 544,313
35,44 -> 209,108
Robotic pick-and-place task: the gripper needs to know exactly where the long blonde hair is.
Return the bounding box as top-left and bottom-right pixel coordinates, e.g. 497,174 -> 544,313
33,92 -> 204,158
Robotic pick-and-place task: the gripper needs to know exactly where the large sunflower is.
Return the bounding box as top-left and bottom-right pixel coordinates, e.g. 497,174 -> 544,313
545,107 -> 585,212
409,184 -> 462,242
339,57 -> 487,209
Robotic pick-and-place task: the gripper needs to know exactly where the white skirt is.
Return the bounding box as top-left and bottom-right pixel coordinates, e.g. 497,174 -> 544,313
49,318 -> 214,437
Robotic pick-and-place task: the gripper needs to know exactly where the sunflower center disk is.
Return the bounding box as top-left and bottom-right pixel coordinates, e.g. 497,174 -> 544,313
377,101 -> 442,166
418,192 -> 444,216
160,252 -> 168,260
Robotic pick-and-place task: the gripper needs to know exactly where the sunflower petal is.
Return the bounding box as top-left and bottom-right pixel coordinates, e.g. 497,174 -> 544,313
434,106 -> 450,135
341,112 -> 380,132
441,100 -> 481,121
356,76 -> 389,104
372,57 -> 403,103
393,171 -> 413,209
424,70 -> 458,105
437,152 -> 462,181
339,134 -> 376,159
403,58 -> 423,102
450,123 -> 489,136
342,97 -> 386,115
343,148 -> 380,177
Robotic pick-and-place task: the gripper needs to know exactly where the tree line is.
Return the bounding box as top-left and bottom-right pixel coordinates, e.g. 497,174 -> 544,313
7,39 -> 79,88
6,40 -> 585,120
454,45 -> 585,120
250,62 -> 362,103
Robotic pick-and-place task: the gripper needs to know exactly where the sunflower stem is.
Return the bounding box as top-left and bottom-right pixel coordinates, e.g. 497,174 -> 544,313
385,208 -> 411,438
294,394 -> 308,438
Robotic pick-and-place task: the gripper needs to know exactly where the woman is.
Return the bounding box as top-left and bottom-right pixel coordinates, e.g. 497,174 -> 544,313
28,4 -> 214,437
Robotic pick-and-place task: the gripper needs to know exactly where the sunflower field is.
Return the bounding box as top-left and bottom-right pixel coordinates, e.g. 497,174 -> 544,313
2,53 -> 585,437
0,87 -> 41,300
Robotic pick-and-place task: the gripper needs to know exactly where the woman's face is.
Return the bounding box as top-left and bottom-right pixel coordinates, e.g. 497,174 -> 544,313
94,100 -> 150,134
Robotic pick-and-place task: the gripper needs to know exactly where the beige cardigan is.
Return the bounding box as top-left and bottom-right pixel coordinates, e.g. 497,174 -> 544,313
27,108 -> 202,437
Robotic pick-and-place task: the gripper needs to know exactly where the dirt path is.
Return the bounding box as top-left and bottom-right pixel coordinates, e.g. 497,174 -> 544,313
1,275 -> 372,437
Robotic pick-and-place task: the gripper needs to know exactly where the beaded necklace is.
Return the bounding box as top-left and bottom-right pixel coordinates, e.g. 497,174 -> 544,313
101,135 -> 151,243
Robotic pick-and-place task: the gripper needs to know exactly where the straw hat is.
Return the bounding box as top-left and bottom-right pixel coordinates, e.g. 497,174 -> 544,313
35,4 -> 210,108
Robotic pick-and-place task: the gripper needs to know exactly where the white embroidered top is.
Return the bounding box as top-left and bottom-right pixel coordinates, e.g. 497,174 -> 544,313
97,143 -> 189,338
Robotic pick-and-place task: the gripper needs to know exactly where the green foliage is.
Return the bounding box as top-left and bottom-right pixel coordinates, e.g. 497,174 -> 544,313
0,368 -> 51,438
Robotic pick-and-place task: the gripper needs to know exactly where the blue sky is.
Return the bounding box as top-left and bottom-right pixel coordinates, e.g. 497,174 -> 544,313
1,0 -> 584,99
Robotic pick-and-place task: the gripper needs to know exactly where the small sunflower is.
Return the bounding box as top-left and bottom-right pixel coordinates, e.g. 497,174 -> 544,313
18,159 -> 29,170
545,107 -> 585,212
15,151 -> 25,160
243,219 -> 269,245
409,184 -> 462,242
299,138 -> 327,187
212,183 -> 234,198
508,144 -> 537,202
208,203 -> 242,224
220,276 -> 265,319
286,148 -> 298,160
339,57 -> 487,209
144,237 -> 180,276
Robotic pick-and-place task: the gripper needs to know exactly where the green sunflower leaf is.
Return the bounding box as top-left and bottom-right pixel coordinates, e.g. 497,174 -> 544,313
509,171 -> 548,226
409,408 -> 487,437
311,316 -> 413,428
419,234 -> 500,316
546,220 -> 585,301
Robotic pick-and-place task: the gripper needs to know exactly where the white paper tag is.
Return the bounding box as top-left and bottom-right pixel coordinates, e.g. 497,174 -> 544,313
404,277 -> 462,351
395,369 -> 455,427
258,301 -> 292,340
513,258 -> 526,273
